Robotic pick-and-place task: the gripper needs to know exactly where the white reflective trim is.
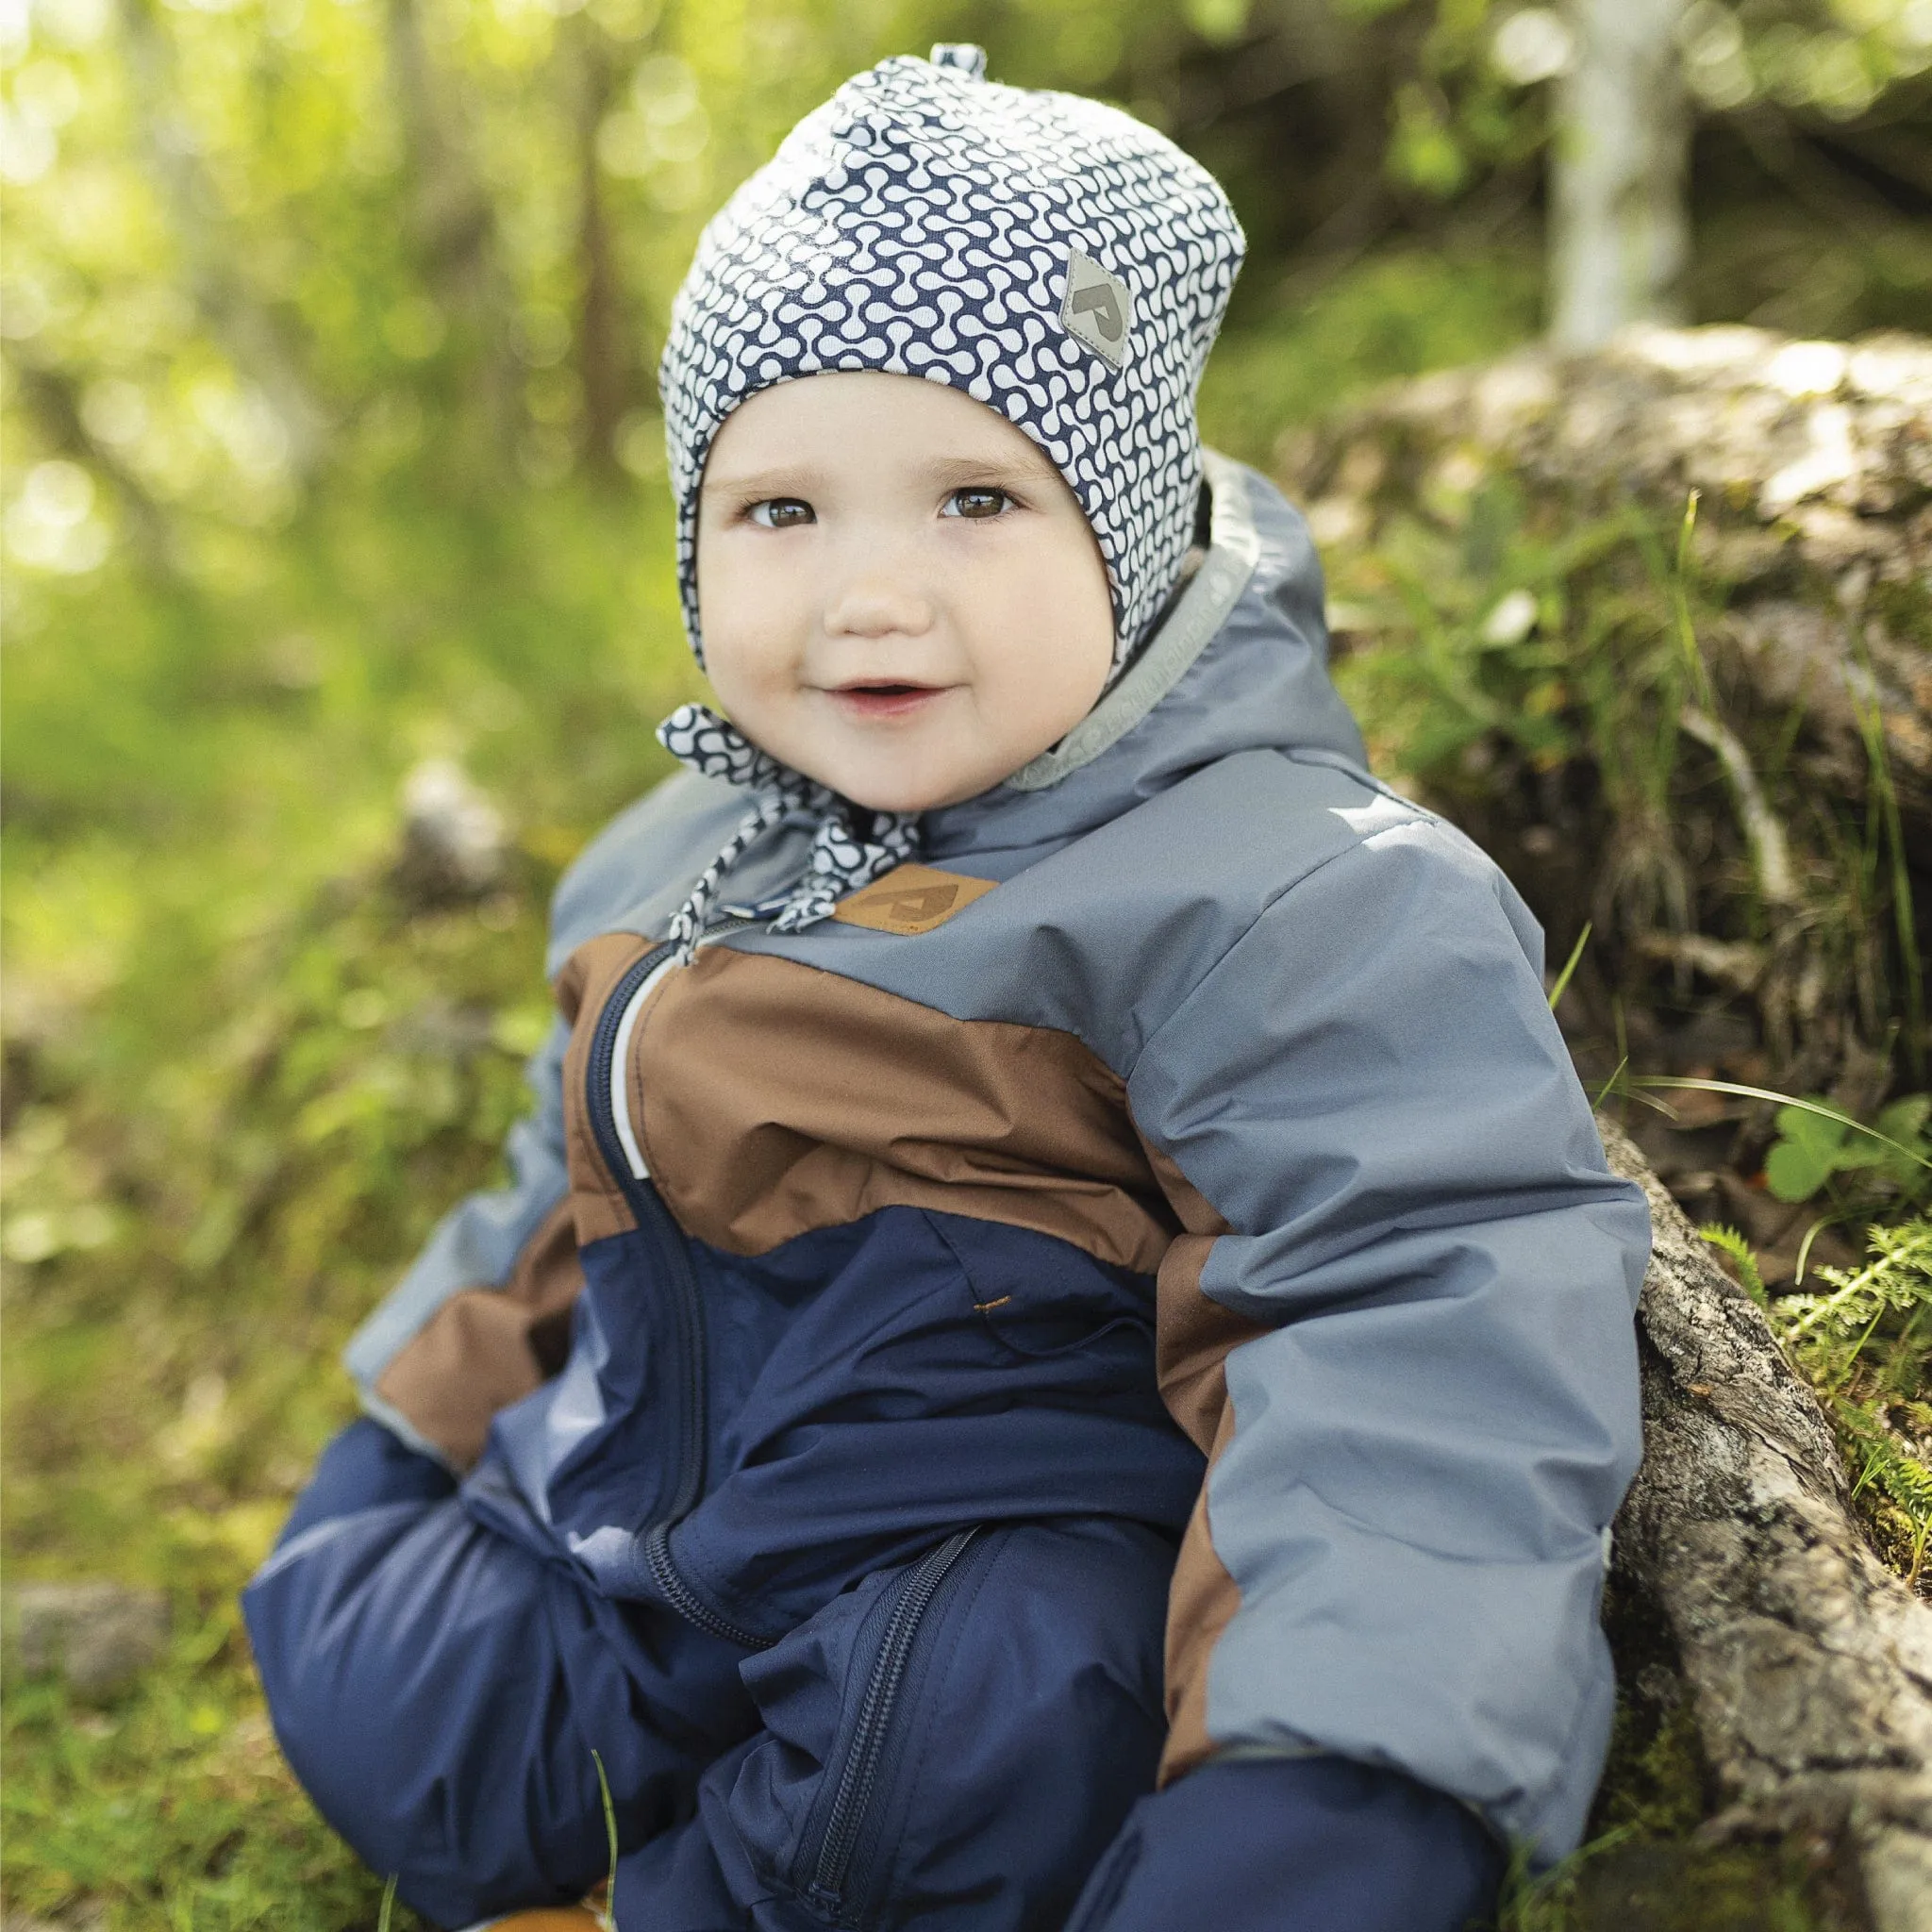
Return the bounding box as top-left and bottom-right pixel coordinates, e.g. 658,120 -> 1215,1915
609,955 -> 677,1181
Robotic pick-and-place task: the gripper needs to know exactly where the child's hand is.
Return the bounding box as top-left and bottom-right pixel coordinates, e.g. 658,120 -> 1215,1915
1066,1757 -> 1501,1932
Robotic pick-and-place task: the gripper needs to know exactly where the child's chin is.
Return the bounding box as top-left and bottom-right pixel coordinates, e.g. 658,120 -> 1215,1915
822,755 -> 959,815
841,778 -> 954,813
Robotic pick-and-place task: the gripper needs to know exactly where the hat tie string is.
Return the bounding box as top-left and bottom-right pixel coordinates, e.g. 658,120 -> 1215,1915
657,704 -> 921,961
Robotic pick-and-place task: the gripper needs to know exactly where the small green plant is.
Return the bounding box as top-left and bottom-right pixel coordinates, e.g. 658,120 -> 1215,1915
1698,1224 -> 1767,1305
1633,1077 -> 1932,1234
1703,1217 -> 1932,1585
1763,1094 -> 1931,1207
1548,922 -> 1592,1013
1493,1827 -> 1635,1931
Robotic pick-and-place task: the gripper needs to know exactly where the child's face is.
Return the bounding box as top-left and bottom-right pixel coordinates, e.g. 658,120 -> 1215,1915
695,372 -> 1115,812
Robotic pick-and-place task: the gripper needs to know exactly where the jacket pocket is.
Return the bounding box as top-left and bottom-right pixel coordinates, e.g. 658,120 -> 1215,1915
924,1210 -> 1155,1364
724,1528 -> 987,1929
715,1519 -> 1171,1932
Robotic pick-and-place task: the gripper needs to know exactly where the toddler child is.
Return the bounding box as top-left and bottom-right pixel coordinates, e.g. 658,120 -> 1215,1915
245,43 -> 1649,1932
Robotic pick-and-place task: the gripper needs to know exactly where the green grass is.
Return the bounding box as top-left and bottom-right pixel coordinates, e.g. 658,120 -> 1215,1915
4,1612 -> 428,1931
2,465 -> 698,1927
1703,1215 -> 1932,1584
1316,458 -> 1928,1074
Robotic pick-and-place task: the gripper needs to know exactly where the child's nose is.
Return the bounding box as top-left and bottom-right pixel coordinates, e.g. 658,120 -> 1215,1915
823,567 -> 935,639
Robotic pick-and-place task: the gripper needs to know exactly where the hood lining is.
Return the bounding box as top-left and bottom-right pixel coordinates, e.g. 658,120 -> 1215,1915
1005,451 -> 1261,794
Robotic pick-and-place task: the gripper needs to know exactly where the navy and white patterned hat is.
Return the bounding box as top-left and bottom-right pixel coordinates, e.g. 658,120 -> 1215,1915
658,42 -> 1246,668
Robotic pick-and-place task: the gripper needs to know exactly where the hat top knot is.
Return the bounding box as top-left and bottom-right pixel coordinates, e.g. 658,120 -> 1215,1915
928,42 -> 988,80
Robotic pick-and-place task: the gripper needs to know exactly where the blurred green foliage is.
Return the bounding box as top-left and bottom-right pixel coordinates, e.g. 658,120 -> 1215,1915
3,0 -> 1929,1923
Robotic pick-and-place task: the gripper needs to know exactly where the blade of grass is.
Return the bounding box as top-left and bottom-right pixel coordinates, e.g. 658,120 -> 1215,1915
592,1747 -> 619,1931
1793,1213 -> 1840,1286
1847,620 -> 1924,1077
1629,1077 -> 1932,1171
1548,921 -> 1591,1011
378,1875 -> 397,1932
1593,1055 -> 1628,1111
1595,1054 -> 1678,1117
1668,490 -> 1717,715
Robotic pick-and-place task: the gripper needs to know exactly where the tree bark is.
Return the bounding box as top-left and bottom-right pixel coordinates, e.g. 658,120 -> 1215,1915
1602,1117 -> 1932,1931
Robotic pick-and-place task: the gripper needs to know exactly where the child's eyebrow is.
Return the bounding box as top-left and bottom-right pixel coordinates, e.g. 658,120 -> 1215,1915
701,449 -> 1060,500
917,451 -> 1060,491
701,464 -> 827,499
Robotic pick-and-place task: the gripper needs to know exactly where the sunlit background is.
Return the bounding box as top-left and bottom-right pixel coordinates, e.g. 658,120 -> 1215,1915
3,0 -> 1929,1923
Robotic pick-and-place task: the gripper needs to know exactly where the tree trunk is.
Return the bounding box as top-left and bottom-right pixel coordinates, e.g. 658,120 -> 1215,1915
384,0 -> 520,469
1549,0 -> 1692,347
116,0 -> 329,477
571,16 -> 627,481
1602,1118 -> 1932,1931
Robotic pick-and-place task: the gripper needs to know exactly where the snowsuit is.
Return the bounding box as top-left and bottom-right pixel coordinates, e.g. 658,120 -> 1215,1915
244,458 -> 1650,1930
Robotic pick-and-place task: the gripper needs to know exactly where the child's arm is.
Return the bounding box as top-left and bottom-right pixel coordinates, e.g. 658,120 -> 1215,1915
337,771 -> 752,1468
340,1013 -> 575,1470
1104,810 -> 1649,1914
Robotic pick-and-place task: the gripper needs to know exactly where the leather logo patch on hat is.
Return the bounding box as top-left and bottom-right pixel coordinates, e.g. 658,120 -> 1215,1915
830,864 -> 997,935
1059,247 -> 1131,370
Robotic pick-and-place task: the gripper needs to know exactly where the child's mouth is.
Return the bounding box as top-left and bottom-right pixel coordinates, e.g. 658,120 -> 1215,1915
826,682 -> 946,721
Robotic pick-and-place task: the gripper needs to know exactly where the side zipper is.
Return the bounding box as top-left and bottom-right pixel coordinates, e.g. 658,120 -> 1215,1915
806,1527 -> 982,1922
584,936 -> 772,1652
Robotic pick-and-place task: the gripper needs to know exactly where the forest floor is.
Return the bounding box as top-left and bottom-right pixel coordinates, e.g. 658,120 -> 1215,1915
4,320 -> 1927,1932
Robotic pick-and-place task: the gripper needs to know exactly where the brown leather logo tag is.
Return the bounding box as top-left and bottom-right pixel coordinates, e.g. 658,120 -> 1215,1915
829,864 -> 996,936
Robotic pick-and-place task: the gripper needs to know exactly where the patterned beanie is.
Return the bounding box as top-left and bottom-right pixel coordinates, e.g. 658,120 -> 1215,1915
651,45 -> 1245,957
658,42 -> 1246,664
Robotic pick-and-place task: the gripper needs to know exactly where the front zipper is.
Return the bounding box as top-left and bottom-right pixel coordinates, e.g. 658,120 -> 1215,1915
807,1527 -> 981,1920
584,933 -> 771,1650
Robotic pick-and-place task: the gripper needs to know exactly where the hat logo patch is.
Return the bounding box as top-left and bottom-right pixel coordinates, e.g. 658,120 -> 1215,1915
1060,248 -> 1131,369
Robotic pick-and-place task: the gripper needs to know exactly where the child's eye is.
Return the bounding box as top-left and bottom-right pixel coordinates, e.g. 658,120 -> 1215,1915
941,487 -> 1011,521
749,498 -> 815,529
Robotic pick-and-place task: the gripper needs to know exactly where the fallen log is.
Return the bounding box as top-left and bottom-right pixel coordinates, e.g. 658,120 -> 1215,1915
1603,1117 -> 1932,1931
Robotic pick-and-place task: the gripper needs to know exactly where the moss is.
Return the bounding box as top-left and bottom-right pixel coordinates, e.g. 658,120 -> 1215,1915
1589,1576 -> 1712,1841
1497,1584 -> 1867,1931
1594,1685 -> 1710,1845
1570,1840 -> 1832,1932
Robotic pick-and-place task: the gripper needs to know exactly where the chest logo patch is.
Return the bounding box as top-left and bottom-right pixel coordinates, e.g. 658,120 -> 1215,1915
829,864 -> 997,936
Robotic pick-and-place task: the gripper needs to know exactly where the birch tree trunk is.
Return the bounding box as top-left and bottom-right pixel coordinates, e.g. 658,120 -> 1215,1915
1549,0 -> 1693,348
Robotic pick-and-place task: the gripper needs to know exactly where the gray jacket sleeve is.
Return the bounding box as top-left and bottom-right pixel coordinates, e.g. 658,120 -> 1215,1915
1126,809 -> 1648,1859
341,1016 -> 573,1462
